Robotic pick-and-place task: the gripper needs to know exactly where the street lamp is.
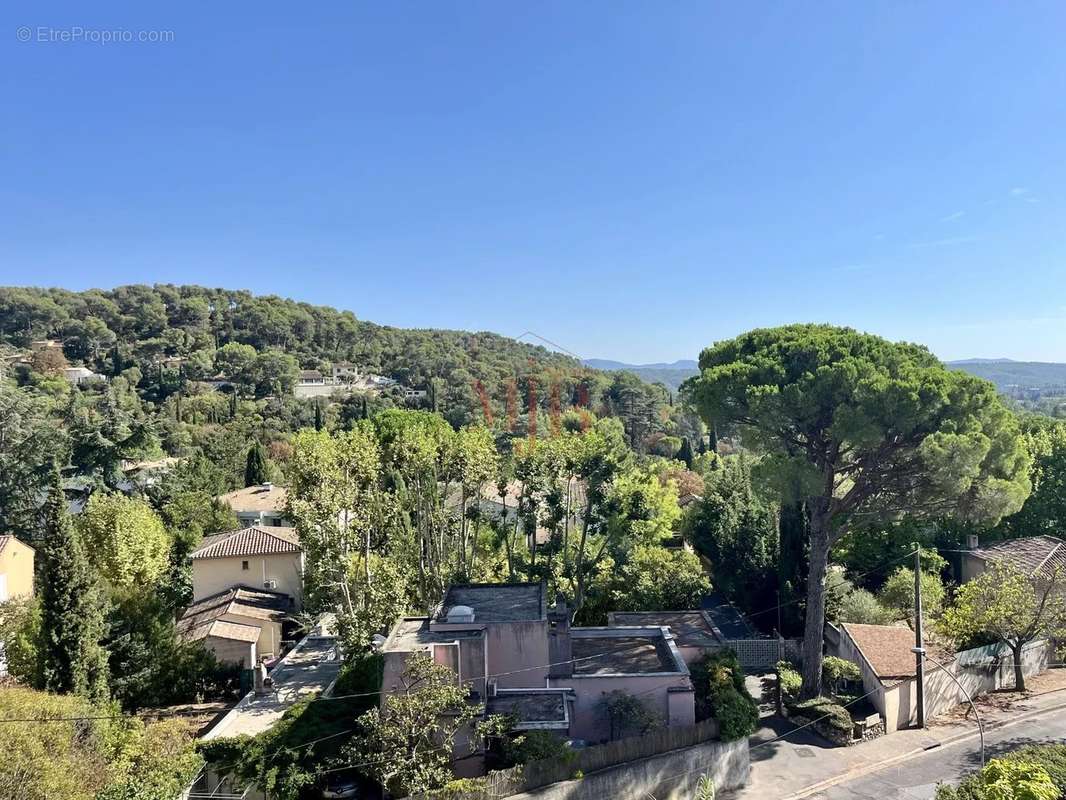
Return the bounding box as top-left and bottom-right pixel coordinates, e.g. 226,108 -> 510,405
912,646 -> 985,767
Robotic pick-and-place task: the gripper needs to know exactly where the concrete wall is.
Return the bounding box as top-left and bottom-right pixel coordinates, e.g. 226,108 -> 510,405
192,552 -> 303,608
0,538 -> 34,601
220,612 -> 284,658
549,674 -> 693,743
381,636 -> 488,703
204,636 -> 256,667
486,621 -> 550,689
499,737 -> 749,800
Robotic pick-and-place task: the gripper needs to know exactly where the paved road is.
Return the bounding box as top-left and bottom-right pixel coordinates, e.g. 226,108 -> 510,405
809,711 -> 1066,799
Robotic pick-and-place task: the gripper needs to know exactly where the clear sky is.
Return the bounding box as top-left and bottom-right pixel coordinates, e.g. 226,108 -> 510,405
2,2 -> 1065,364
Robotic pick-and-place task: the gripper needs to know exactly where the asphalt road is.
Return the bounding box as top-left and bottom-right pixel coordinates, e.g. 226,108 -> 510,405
808,710 -> 1066,799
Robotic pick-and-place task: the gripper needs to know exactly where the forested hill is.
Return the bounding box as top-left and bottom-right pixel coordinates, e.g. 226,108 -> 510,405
0,284 -> 581,422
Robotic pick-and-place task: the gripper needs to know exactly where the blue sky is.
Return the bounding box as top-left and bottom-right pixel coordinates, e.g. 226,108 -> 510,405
2,2 -> 1065,363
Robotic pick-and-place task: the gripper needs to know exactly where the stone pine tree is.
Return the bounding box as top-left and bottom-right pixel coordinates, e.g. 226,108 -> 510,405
38,466 -> 109,700
244,440 -> 270,487
687,325 -> 1032,698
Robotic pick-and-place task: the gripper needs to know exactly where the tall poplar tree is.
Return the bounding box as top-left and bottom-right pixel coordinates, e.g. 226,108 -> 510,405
38,467 -> 109,700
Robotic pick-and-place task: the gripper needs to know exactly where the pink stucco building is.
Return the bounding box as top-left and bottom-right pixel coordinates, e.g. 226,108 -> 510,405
379,582 -> 695,745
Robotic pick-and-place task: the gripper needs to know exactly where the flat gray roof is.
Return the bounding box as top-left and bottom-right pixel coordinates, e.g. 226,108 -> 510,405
572,635 -> 676,675
609,611 -> 721,648
382,617 -> 485,652
436,583 -> 545,623
487,691 -> 567,726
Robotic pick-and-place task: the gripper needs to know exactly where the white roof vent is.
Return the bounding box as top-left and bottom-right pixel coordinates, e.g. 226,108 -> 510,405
447,605 -> 476,624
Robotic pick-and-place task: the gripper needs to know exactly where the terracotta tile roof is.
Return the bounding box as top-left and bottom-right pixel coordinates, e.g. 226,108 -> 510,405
184,619 -> 261,644
217,484 -> 288,513
178,585 -> 292,636
969,535 -> 1066,578
841,623 -> 950,681
190,527 -> 301,560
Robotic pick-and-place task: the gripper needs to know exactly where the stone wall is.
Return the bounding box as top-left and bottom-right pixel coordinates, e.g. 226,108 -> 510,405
502,737 -> 749,800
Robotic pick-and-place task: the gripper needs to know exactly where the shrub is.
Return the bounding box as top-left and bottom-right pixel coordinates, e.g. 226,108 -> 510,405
935,757 -> 1058,799
693,650 -> 759,741
787,697 -> 853,738
776,660 -> 802,701
500,731 -> 574,767
822,656 -> 862,696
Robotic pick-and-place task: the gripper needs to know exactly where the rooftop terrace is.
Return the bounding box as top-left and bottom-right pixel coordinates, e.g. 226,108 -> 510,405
382,617 -> 485,652
608,611 -> 721,648
434,582 -> 546,624
486,690 -> 569,729
570,628 -> 686,676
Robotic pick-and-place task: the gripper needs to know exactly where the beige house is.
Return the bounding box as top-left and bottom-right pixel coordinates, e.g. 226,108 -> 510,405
178,586 -> 293,667
190,526 -> 303,608
218,483 -> 290,528
0,536 -> 34,602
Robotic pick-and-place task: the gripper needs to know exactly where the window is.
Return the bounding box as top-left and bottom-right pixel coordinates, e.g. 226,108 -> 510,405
242,560 -> 249,570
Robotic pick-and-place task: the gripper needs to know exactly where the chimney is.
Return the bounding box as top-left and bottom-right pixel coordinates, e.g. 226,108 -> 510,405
966,534 -> 979,550
548,596 -> 572,679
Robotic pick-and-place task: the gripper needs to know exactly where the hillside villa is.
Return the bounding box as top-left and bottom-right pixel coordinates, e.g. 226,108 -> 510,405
178,526 -> 304,665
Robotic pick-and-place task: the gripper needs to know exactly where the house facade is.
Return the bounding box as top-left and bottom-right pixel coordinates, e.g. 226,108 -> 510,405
0,536 -> 34,602
379,582 -> 695,746
190,526 -> 304,608
178,585 -> 294,667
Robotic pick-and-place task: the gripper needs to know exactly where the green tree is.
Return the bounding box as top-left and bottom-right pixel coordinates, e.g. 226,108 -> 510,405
878,564 -> 946,627
78,493 -> 171,593
687,325 -> 1032,697
244,440 -> 271,487
0,384 -> 67,541
37,468 -> 109,701
676,437 -> 695,469
213,342 -> 258,395
941,561 -> 1066,691
344,653 -> 488,797
684,454 -> 778,618
613,545 -> 710,611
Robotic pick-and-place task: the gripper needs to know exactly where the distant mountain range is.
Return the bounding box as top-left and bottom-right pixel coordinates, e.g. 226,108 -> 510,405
583,359 -> 699,390
946,359 -> 1066,391
584,357 -> 1066,393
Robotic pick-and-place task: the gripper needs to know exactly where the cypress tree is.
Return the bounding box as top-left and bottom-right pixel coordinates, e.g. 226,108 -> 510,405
314,399 -> 323,432
38,467 -> 109,700
676,437 -> 694,469
708,424 -> 719,455
244,441 -> 270,487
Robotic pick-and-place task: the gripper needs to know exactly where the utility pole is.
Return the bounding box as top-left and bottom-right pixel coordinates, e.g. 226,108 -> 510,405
914,545 -> 926,728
